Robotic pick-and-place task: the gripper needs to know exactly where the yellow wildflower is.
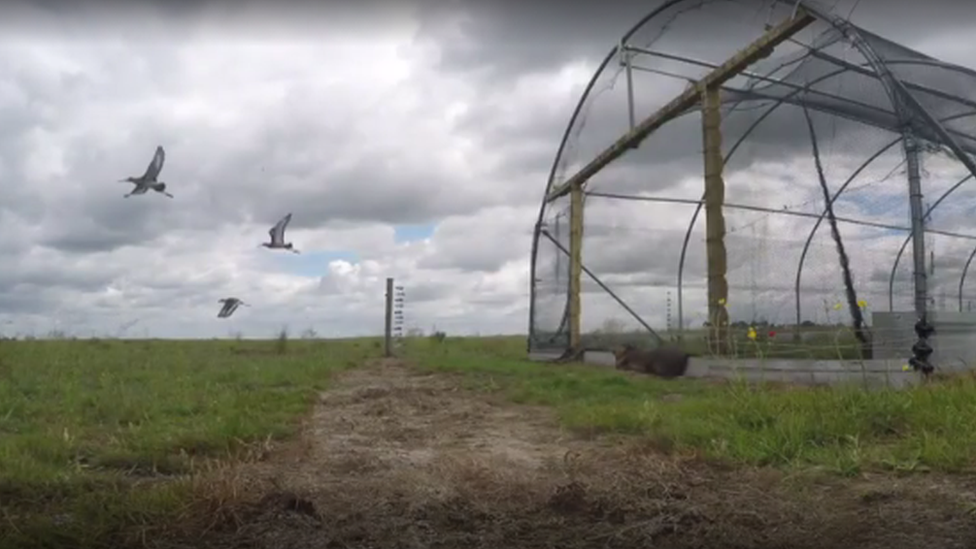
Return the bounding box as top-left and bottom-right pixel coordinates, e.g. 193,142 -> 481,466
747,327 -> 757,341
858,299 -> 868,309
833,302 -> 843,310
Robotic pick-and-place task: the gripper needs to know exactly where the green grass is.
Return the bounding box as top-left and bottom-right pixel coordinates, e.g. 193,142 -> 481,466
5,332 -> 976,548
0,336 -> 379,548
405,335 -> 976,476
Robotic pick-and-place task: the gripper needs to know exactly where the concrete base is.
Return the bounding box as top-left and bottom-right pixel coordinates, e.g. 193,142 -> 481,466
581,351 -> 923,389
529,315 -> 976,388
528,350 -> 564,362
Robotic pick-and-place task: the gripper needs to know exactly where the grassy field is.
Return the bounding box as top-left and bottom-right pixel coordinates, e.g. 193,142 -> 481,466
403,335 -> 976,474
0,336 -> 378,548
3,334 -> 976,548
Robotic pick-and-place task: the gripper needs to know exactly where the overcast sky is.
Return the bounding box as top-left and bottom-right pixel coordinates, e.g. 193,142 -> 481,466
0,0 -> 974,340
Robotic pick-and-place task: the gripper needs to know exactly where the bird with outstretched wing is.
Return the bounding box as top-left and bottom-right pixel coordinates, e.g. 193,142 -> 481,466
120,145 -> 173,198
261,213 -> 300,253
217,297 -> 248,319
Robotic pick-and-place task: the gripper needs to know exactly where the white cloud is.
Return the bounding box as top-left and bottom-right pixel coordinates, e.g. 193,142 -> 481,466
0,5 -> 571,339
2,1 -> 976,346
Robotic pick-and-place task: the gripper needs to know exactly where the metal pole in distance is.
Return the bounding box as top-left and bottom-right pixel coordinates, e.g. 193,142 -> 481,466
958,244 -> 976,312
384,277 -> 394,358
621,42 -> 636,131
903,127 -> 936,375
904,131 -> 928,320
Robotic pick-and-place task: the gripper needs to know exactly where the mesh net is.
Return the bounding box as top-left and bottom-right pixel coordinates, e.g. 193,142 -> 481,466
528,0 -> 976,359
531,195 -> 571,350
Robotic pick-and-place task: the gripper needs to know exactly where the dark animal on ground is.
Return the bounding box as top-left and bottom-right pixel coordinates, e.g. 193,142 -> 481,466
612,343 -> 691,378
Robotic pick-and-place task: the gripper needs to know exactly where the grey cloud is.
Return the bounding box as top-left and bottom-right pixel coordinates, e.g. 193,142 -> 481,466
0,290 -> 59,315
0,46 -> 201,254
416,206 -> 536,273
418,229 -> 530,273
0,258 -> 117,293
414,0 -> 975,83
579,220 -> 707,279
3,0 -> 415,43
427,0 -> 976,205
1,0 -> 973,340
466,293 -> 523,307
413,0 -> 771,82
0,49 -> 509,259
399,281 -> 449,304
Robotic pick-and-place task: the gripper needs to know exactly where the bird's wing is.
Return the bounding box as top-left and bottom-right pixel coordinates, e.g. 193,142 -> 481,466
143,146 -> 165,181
270,213 -> 292,244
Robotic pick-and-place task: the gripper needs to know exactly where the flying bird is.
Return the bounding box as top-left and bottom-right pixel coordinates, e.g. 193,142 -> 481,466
120,145 -> 173,198
217,298 -> 249,319
260,213 -> 300,253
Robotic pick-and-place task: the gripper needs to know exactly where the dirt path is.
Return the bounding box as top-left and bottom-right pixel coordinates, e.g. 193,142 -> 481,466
202,358 -> 976,549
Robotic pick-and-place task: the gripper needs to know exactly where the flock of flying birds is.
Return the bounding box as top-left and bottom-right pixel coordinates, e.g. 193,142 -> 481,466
120,145 -> 300,320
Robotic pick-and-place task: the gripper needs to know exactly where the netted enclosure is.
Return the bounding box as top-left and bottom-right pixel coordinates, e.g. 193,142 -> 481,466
528,0 -> 976,371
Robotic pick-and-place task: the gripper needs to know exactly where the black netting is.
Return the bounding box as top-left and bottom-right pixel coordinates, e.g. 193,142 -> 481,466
529,197 -> 571,351
527,0 -> 976,359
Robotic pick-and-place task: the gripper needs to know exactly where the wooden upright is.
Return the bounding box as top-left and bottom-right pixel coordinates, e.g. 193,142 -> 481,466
547,9 -> 815,356
568,182 -> 584,352
701,85 -> 730,354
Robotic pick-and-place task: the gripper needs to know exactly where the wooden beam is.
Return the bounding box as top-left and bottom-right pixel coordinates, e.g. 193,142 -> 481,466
568,183 -> 584,351
546,8 -> 815,203
702,85 -> 730,355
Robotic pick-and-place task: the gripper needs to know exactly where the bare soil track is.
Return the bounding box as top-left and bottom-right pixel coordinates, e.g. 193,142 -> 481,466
189,358 -> 976,549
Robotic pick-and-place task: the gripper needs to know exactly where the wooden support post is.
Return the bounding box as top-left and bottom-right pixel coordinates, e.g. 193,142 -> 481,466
569,182 -> 584,352
702,85 -> 730,355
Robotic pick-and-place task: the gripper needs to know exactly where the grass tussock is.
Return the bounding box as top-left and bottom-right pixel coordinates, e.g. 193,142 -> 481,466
404,336 -> 976,476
